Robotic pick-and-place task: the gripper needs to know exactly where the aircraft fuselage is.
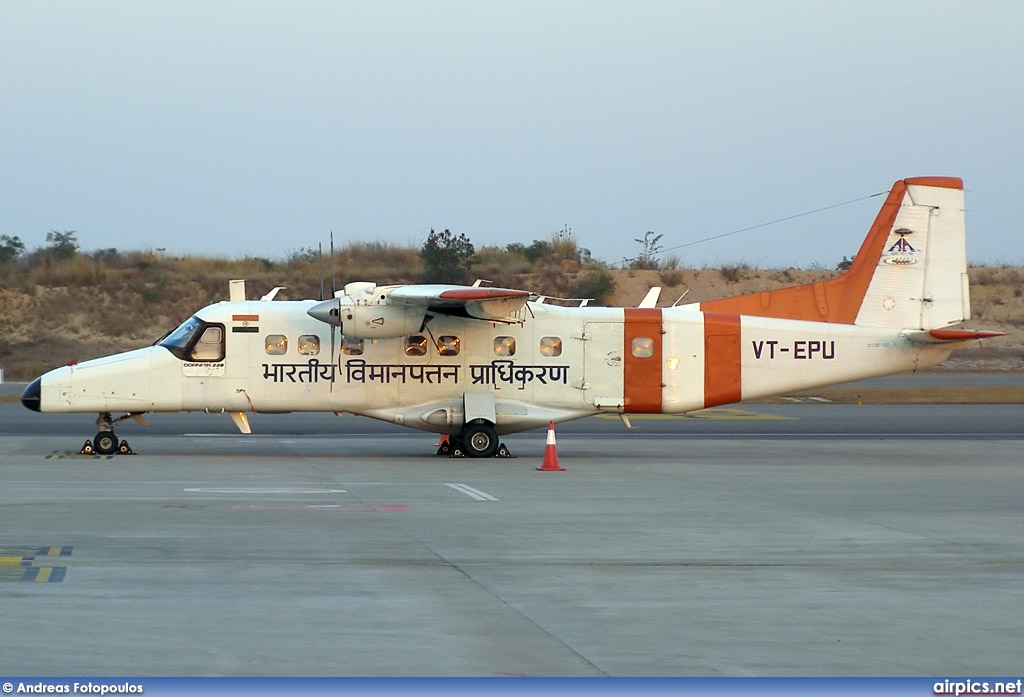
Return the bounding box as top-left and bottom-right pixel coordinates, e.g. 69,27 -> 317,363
25,297 -> 952,436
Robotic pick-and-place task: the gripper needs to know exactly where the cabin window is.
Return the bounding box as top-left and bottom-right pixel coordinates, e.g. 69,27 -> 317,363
437,335 -> 460,356
265,334 -> 288,355
297,334 -> 321,356
494,336 -> 516,357
405,335 -> 428,357
342,337 -> 364,356
190,325 -> 225,361
631,337 -> 655,358
539,336 -> 562,357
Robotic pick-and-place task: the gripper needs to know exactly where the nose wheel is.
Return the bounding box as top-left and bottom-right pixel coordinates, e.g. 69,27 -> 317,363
78,412 -> 139,455
93,431 -> 120,455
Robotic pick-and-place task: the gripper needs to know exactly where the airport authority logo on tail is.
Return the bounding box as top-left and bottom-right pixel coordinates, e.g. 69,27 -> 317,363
884,227 -> 917,266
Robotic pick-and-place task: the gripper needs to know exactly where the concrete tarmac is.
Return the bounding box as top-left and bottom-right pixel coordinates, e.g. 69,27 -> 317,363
1,403 -> 1023,676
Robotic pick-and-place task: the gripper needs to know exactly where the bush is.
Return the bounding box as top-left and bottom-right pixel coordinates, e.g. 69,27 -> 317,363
573,269 -> 616,304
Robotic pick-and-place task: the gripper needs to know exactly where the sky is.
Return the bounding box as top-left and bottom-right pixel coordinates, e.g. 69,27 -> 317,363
2,0 -> 1022,271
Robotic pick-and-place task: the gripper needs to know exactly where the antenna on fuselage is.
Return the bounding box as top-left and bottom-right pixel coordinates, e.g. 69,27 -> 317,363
229,279 -> 246,302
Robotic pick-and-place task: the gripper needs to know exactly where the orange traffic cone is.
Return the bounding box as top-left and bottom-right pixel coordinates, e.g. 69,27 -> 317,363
536,421 -> 565,471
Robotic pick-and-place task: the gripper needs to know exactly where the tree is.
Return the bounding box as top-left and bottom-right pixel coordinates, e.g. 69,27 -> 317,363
0,234 -> 25,264
45,230 -> 79,260
630,231 -> 663,269
421,228 -> 475,283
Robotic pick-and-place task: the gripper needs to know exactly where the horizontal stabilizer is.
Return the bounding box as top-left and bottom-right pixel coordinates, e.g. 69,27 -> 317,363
903,328 -> 1005,344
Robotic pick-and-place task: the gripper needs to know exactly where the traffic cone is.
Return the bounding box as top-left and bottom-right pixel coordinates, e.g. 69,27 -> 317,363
536,421 -> 565,471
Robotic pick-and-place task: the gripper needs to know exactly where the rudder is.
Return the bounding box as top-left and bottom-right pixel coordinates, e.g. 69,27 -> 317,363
854,177 -> 967,330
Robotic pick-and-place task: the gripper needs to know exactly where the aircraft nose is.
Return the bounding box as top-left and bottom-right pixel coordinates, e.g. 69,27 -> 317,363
21,377 -> 41,412
307,299 -> 342,326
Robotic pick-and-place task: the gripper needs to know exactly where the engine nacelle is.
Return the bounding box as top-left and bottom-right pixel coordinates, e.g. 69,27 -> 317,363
307,283 -> 427,338
339,301 -> 427,339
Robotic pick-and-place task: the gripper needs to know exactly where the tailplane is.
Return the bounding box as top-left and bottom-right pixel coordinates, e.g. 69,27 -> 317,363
690,177 -> 969,331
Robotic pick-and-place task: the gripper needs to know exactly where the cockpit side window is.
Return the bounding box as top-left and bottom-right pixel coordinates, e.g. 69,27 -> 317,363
191,325 -> 225,361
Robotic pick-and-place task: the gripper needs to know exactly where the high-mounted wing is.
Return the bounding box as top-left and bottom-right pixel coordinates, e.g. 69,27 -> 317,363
388,285 -> 531,321
307,283 -> 531,339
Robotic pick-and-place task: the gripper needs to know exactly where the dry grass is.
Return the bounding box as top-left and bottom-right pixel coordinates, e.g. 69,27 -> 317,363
1,244 -> 1023,381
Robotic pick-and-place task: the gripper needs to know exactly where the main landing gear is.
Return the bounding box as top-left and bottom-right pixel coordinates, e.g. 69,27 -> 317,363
436,420 -> 512,459
80,412 -> 141,456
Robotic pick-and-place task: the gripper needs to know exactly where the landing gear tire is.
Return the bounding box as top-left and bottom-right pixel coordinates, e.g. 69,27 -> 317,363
93,431 -> 120,455
461,421 -> 499,459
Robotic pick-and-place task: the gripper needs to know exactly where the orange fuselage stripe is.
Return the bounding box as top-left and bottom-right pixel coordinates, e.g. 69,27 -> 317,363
623,308 -> 663,413
704,313 -> 742,408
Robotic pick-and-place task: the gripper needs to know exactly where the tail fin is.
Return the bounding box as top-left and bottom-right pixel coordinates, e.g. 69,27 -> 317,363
691,177 -> 968,330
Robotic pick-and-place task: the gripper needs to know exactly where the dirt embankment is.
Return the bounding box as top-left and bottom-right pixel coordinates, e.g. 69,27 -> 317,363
1,266 -> 1021,382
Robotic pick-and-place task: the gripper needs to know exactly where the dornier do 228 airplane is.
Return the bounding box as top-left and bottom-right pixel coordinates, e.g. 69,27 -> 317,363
21,177 -> 1002,457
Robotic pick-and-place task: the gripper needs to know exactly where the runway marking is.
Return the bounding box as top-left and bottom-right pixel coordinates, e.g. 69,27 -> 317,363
446,483 -> 499,501
184,487 -> 347,494
231,504 -> 408,513
0,546 -> 71,583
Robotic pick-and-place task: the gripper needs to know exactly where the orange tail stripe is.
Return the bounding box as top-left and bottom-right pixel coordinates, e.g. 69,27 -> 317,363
704,313 -> 742,408
623,308 -> 663,413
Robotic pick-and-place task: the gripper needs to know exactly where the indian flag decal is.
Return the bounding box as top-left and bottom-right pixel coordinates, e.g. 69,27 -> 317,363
232,314 -> 259,333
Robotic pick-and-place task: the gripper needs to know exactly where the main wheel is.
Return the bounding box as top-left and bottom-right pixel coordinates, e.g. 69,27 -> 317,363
461,421 -> 499,458
93,431 -> 120,455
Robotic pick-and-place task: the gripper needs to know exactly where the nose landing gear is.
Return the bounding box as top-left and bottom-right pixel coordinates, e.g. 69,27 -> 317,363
79,412 -> 142,455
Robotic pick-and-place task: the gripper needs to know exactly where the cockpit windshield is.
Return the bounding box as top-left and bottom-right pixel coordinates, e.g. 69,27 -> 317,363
159,316 -> 224,361
160,317 -> 204,359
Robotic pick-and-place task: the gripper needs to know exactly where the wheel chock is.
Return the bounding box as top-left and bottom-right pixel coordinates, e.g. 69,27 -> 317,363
496,443 -> 512,458
448,445 -> 466,458
436,441 -> 451,456
117,440 -> 135,455
78,441 -> 95,455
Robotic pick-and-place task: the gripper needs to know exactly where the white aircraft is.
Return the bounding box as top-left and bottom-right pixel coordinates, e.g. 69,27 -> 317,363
21,177 -> 1001,456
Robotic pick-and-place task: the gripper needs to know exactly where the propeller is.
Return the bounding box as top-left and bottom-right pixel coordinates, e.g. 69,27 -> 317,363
329,232 -> 338,392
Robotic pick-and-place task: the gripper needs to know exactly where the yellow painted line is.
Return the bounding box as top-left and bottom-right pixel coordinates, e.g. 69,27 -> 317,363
46,452 -> 114,460
596,408 -> 793,421
35,567 -> 52,583
0,556 -> 24,566
688,408 -> 793,421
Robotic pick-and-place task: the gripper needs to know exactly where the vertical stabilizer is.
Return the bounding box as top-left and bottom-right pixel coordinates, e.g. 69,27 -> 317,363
854,178 -> 967,329
687,177 -> 967,330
